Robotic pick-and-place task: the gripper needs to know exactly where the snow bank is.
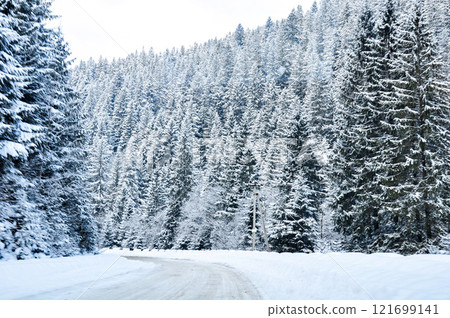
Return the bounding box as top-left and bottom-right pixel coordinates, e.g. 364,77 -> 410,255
105,249 -> 450,300
0,253 -> 157,299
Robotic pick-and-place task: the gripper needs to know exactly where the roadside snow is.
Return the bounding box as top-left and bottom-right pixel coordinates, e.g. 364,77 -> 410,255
0,253 -> 158,299
105,249 -> 450,300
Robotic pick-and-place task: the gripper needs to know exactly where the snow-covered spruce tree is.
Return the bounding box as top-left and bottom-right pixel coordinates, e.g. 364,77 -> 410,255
201,111 -> 230,249
234,23 -> 245,47
116,135 -> 140,248
101,154 -> 124,248
339,4 -> 392,251
137,129 -> 166,248
0,9 -> 35,259
55,70 -> 97,254
157,111 -> 194,249
331,5 -> 381,251
87,123 -> 112,222
34,33 -> 97,255
175,101 -> 221,250
234,122 -> 261,250
276,7 -> 303,88
327,0 -> 359,250
293,1 -> 338,247
1,0 -> 97,258
270,168 -> 317,253
379,0 -> 449,253
302,3 -> 329,140
331,2 -> 404,252
349,3 -> 397,252
210,106 -> 251,249
271,87 -> 321,253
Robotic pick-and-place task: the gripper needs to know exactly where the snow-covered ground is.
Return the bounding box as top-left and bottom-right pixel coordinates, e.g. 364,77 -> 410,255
1,249 -> 450,300
0,253 -> 158,299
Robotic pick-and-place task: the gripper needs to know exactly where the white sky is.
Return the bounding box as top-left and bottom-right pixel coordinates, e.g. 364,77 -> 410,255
50,0 -> 315,62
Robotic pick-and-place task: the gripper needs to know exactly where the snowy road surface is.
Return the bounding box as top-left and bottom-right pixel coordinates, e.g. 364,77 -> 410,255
17,256 -> 260,300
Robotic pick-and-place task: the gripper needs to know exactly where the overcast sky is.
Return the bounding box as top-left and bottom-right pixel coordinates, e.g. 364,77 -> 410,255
50,0 -> 315,62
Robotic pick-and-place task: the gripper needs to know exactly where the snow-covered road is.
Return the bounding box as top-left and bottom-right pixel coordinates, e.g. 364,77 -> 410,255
2,249 -> 450,300
20,256 -> 260,300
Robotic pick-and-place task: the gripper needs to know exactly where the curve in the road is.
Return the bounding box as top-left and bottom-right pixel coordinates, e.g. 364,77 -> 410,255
77,256 -> 260,300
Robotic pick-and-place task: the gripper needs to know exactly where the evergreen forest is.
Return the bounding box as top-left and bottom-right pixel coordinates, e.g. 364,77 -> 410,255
1,0 -> 449,259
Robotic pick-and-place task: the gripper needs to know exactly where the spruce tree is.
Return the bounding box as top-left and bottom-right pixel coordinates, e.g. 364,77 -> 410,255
380,0 -> 449,253
1,0 -> 97,258
157,112 -> 193,249
0,9 -> 35,259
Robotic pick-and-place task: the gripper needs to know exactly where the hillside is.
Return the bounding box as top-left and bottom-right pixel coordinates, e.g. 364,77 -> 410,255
1,0 -> 449,260
69,0 -> 450,255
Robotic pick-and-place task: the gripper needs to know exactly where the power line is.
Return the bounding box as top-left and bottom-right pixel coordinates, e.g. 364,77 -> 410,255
76,250 -> 126,299
326,253 -> 375,300
71,0 -> 129,56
